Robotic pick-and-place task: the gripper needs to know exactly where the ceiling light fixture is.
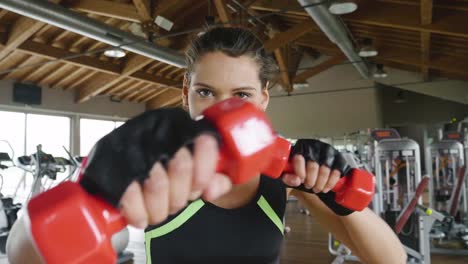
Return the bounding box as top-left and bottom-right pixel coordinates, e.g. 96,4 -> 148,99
358,38 -> 378,57
104,47 -> 126,58
373,64 -> 388,78
329,1 -> 358,15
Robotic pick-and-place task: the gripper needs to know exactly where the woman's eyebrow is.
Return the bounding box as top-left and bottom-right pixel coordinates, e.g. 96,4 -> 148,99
232,87 -> 257,92
192,82 -> 215,89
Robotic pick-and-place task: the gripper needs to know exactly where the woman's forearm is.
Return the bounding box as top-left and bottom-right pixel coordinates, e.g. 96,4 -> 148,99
340,208 -> 407,264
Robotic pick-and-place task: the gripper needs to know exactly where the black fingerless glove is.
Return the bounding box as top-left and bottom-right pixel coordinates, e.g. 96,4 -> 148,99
79,108 -> 218,207
289,139 -> 354,216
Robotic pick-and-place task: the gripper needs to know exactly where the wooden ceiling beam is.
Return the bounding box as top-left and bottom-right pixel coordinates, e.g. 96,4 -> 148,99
1,55 -> 38,80
76,54 -> 154,102
54,67 -> 87,89
273,48 -> 292,93
376,46 -> 468,78
115,81 -> 143,97
0,17 -> 45,61
133,86 -> 160,102
123,83 -> 153,101
15,41 -> 178,93
379,0 -> 468,12
133,0 -> 152,21
71,0 -> 141,22
251,0 -> 468,38
421,31 -> 431,81
421,0 -> 433,25
293,55 -> 345,84
420,0 -> 433,81
67,71 -> 98,90
131,71 -> 180,87
214,0 -> 233,25
146,89 -> 182,109
133,86 -> 163,103
39,64 -> 74,87
264,20 -> 316,52
18,40 -> 119,74
140,88 -> 169,103
0,9 -> 9,20
103,78 -> 134,95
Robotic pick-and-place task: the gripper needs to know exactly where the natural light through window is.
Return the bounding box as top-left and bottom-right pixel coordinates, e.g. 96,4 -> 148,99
80,118 -> 124,156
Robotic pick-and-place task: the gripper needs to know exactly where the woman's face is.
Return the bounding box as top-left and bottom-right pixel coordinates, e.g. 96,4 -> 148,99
183,51 -> 269,118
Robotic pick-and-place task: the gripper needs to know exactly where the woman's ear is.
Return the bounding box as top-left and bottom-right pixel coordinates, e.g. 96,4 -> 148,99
182,73 -> 189,110
260,81 -> 270,111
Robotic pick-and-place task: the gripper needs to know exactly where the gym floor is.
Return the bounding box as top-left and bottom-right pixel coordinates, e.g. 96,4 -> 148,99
126,201 -> 468,264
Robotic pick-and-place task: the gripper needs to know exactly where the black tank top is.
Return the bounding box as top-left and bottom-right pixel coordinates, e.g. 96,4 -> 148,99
144,175 -> 287,264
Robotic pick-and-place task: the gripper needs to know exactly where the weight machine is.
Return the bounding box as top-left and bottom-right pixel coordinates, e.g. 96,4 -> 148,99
329,129 -> 443,263
426,130 -> 468,255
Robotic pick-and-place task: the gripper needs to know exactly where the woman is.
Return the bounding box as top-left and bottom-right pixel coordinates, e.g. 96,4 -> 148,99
6,26 -> 406,264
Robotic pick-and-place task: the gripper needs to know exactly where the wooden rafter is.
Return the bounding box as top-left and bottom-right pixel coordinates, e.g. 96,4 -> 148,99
421,0 -> 433,81
251,0 -> 468,38
38,63 -> 73,86
140,87 -> 169,103
123,83 -> 153,101
133,0 -> 152,21
52,67 -> 87,89
48,65 -> 78,88
274,48 -> 292,93
421,31 -> 431,81
115,81 -> 142,97
293,55 -> 345,84
264,20 -> 316,52
133,86 -> 159,102
146,89 -> 182,109
67,71 -> 98,90
104,79 -> 134,95
15,41 -> 179,92
71,0 -> 141,22
0,17 -> 45,61
214,0 -> 233,25
2,56 -> 41,80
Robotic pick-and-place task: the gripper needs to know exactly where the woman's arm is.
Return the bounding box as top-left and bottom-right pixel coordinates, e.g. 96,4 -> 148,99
6,215 -> 44,264
290,189 -> 407,264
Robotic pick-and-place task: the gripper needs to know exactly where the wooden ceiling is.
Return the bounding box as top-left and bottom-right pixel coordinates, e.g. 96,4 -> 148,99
0,0 -> 466,109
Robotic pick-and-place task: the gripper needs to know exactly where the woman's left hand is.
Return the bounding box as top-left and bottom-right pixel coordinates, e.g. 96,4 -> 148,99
281,139 -> 348,194
282,155 -> 342,193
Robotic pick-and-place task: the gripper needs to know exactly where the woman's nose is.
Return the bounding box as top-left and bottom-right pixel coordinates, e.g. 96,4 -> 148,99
216,94 -> 234,103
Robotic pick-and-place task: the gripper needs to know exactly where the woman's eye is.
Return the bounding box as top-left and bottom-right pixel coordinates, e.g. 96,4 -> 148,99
196,89 -> 214,97
236,92 -> 251,99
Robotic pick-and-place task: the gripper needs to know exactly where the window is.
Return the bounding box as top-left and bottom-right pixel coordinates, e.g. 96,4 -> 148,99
0,111 -> 26,199
26,114 -> 71,158
80,118 -> 125,156
0,111 -> 71,203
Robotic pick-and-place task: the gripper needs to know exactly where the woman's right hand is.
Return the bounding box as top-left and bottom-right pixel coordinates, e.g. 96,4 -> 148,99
119,134 -> 232,228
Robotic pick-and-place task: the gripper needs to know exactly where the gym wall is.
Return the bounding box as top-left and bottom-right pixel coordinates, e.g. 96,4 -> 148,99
267,55 -> 468,138
0,80 -> 144,118
380,84 -> 468,126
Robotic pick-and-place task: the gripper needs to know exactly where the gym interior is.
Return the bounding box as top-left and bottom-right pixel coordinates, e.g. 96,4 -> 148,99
0,0 -> 468,263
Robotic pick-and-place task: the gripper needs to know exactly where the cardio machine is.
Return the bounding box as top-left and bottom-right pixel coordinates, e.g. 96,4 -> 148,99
0,148 -> 22,254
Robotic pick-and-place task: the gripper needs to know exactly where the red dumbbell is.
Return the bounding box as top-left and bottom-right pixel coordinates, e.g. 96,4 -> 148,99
26,98 -> 374,264
202,99 -> 375,212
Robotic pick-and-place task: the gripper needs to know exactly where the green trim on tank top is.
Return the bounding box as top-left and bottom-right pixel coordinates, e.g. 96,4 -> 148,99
145,199 -> 205,264
144,195 -> 284,263
257,195 -> 284,235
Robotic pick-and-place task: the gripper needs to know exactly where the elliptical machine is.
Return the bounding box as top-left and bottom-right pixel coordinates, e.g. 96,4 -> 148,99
0,142 -> 22,254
